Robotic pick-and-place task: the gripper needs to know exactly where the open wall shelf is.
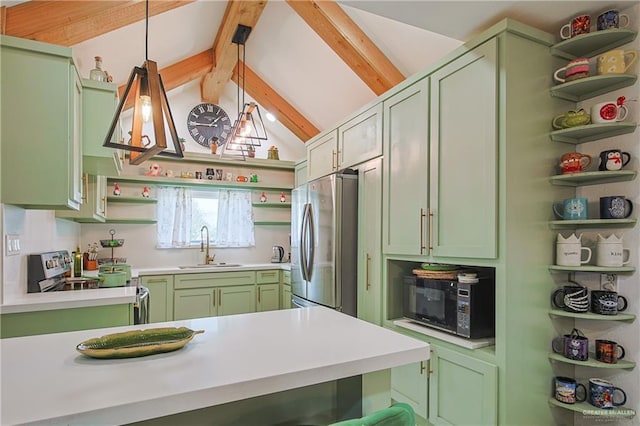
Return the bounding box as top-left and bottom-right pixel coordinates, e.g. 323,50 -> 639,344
548,352 -> 636,370
548,398 -> 636,418
107,176 -> 292,192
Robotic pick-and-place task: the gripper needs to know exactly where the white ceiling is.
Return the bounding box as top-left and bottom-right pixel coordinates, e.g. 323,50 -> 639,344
7,0 -> 636,160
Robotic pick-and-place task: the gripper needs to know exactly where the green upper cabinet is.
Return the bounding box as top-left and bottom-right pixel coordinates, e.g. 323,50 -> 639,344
356,157 -> 383,326
306,129 -> 338,181
382,39 -> 498,260
81,79 -> 123,176
294,160 -> 308,187
429,39 -> 498,259
382,79 -> 429,256
0,35 -> 83,210
337,104 -> 383,170
307,104 -> 383,181
56,174 -> 107,222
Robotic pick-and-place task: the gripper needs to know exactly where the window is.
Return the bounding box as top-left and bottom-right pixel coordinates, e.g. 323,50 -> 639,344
156,187 -> 254,248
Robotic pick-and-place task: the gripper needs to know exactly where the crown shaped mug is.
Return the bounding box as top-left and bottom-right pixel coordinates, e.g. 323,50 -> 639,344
596,234 -> 630,267
556,233 -> 592,266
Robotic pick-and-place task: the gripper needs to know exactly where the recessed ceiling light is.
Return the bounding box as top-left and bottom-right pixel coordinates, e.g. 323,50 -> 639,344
265,112 -> 276,122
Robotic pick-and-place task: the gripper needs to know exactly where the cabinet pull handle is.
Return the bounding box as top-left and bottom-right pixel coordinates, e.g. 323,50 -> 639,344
101,197 -> 106,214
218,289 -> 222,307
213,288 -> 216,307
420,361 -> 426,374
258,287 -> 261,303
332,150 -> 337,170
427,208 -> 434,255
82,173 -> 89,203
336,149 -> 341,168
366,254 -> 371,290
419,208 -> 426,253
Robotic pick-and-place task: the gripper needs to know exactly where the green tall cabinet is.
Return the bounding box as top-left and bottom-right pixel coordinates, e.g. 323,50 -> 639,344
380,20 -> 572,425
0,35 -> 82,210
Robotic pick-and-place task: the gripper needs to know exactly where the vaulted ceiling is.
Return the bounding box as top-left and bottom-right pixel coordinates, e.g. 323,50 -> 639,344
1,0 -> 627,159
0,0 -> 420,144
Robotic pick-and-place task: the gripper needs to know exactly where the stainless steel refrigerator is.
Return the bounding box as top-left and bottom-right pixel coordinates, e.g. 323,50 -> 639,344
291,169 -> 358,316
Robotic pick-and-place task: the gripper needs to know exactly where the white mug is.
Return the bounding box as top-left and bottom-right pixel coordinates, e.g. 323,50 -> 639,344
591,102 -> 628,124
556,243 -> 592,266
596,243 -> 631,267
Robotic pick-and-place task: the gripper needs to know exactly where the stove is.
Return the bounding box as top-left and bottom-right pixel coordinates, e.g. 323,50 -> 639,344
27,251 -> 73,292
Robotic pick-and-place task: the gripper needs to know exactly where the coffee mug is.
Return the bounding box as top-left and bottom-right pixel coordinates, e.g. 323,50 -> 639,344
599,149 -> 631,171
553,197 -> 588,220
553,58 -> 590,83
560,152 -> 592,174
595,339 -> 626,364
596,242 -> 631,267
560,15 -> 591,39
589,378 -> 627,408
600,196 -> 633,219
215,169 -> 223,180
554,376 -> 587,404
591,101 -> 628,124
597,10 -> 630,30
597,49 -> 637,75
552,285 -> 590,312
225,172 -> 233,181
591,290 -> 628,315
552,109 -> 591,129
552,328 -> 589,361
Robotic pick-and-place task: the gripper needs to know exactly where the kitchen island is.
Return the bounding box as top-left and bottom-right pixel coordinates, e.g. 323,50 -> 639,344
1,306 -> 430,425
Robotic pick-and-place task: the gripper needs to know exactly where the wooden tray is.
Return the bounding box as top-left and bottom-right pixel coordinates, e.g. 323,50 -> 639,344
412,269 -> 460,279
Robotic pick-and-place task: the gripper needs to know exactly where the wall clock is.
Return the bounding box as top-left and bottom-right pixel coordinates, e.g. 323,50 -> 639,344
187,103 -> 232,148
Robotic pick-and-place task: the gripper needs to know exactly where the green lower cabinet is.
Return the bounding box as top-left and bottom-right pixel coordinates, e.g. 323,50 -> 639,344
281,284 -> 292,309
428,345 -> 497,426
140,275 -> 174,323
0,304 -> 132,338
391,360 -> 429,420
257,283 -> 280,312
174,285 -> 256,320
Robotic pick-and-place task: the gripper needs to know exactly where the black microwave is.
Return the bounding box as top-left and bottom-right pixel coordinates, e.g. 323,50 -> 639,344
402,275 -> 495,339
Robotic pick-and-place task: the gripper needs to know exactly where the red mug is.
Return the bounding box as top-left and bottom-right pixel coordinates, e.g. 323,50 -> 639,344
560,15 -> 591,39
560,152 -> 593,174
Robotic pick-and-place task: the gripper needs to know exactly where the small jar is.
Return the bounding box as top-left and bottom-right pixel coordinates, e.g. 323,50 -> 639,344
89,56 -> 106,82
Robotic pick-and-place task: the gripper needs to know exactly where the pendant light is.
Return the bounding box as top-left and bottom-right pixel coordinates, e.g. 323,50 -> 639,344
102,0 -> 183,165
219,24 -> 268,160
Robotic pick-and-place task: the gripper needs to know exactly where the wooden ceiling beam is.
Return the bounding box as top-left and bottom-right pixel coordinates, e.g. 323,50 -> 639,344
233,60 -> 320,142
201,0 -> 266,104
3,1 -> 193,46
286,0 -> 404,95
118,49 -> 214,111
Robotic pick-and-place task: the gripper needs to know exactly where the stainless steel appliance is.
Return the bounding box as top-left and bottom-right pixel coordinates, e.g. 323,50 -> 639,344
402,273 -> 495,339
27,251 -> 74,292
291,169 -> 358,316
271,245 -> 285,263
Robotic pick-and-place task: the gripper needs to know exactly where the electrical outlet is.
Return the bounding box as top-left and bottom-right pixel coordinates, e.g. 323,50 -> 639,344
600,273 -> 617,291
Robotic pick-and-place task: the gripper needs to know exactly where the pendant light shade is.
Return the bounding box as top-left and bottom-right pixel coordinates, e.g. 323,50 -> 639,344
218,24 -> 268,160
102,0 -> 183,165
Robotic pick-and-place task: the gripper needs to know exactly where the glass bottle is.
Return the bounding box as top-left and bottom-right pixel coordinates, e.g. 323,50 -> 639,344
89,56 -> 106,82
73,246 -> 83,278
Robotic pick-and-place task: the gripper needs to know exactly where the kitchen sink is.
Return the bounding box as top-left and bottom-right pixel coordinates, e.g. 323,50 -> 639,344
178,263 -> 242,269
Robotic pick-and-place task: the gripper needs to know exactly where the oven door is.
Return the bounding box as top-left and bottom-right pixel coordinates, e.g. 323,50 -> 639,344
404,277 -> 458,334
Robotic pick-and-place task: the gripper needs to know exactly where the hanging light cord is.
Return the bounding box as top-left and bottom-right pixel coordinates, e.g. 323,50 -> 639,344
145,0 -> 149,62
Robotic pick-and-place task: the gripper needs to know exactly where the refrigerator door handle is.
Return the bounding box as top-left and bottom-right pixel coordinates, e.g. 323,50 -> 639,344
300,203 -> 310,281
307,203 -> 315,281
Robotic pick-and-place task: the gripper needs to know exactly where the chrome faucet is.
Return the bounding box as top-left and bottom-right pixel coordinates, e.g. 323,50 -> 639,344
200,225 -> 216,265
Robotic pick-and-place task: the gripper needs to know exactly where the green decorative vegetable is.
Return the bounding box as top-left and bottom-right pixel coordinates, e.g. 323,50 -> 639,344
76,327 -> 205,359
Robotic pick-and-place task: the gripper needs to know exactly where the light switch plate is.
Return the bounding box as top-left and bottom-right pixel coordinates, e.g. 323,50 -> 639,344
5,234 -> 21,256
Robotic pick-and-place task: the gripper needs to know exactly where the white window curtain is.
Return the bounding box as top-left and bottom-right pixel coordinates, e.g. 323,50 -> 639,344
214,190 -> 255,247
156,186 -> 192,248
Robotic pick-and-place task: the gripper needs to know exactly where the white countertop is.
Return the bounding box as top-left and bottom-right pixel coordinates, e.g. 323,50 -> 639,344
1,264 -> 290,314
0,307 -> 430,425
0,286 -> 137,314
134,262 -> 291,276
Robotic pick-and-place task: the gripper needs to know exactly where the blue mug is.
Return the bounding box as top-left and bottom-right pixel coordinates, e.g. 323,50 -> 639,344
600,196 -> 633,219
553,198 -> 588,220
589,378 -> 627,408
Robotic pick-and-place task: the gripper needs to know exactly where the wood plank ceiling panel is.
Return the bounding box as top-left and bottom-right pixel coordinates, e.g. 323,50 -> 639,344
3,1 -> 193,46
286,0 -> 405,95
201,0 -> 266,104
